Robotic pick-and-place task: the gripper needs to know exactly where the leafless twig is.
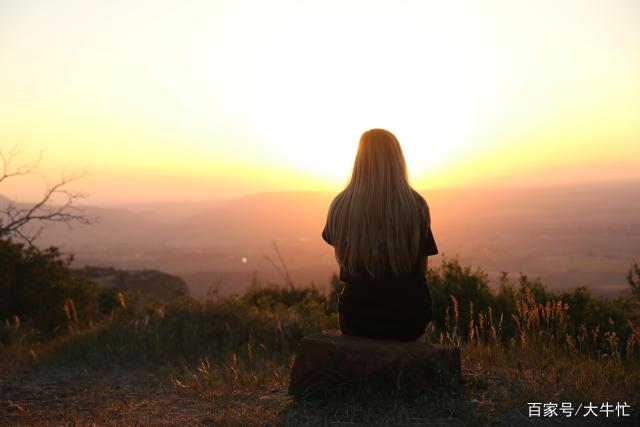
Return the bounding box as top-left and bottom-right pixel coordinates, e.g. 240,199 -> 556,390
0,143 -> 99,247
263,240 -> 294,289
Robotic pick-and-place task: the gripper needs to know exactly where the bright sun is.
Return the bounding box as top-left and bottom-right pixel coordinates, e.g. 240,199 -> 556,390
2,1 -> 639,202
177,4 -> 507,187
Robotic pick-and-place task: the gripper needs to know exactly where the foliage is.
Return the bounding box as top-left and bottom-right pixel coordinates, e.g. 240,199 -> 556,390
241,283 -> 327,311
73,265 -> 190,301
1,239 -> 197,345
428,257 -> 495,338
39,289 -> 338,367
0,237 -> 100,341
2,249 -> 639,369
3,253 -> 640,425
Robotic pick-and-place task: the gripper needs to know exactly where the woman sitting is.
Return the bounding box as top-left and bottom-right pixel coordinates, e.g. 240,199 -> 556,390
322,128 -> 439,341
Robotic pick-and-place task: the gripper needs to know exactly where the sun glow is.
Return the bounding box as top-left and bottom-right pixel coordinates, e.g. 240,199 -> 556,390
1,0 -> 639,203
178,2 -> 510,186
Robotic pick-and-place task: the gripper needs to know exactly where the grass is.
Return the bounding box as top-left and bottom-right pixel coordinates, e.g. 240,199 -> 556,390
2,263 -> 640,425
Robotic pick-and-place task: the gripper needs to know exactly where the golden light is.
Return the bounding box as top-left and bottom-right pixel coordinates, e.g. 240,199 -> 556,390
0,0 -> 638,202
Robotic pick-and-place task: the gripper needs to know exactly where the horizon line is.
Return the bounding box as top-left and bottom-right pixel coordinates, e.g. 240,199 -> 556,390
3,176 -> 639,208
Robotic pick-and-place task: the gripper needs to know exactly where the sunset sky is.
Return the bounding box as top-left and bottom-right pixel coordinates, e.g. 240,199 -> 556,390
1,0 -> 639,204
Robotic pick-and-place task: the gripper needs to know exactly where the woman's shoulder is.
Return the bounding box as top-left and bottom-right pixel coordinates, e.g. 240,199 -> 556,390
329,190 -> 347,209
411,189 -> 430,216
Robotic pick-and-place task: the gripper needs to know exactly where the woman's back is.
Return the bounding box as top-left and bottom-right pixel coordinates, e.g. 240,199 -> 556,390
322,130 -> 439,341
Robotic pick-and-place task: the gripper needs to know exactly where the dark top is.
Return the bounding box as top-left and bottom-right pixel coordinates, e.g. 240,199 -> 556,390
322,196 -> 439,328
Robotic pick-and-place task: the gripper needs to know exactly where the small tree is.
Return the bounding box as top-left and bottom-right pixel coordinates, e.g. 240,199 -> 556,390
0,237 -> 101,339
0,143 -> 98,246
0,143 -> 102,340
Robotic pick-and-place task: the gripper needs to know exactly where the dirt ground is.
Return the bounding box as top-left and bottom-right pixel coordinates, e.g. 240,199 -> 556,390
2,364 -> 637,426
0,366 -> 294,426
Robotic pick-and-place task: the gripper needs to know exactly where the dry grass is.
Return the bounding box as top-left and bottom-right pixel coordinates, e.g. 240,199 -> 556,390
2,282 -> 640,425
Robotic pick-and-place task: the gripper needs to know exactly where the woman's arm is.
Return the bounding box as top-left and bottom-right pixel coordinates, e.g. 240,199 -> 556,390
419,255 -> 430,277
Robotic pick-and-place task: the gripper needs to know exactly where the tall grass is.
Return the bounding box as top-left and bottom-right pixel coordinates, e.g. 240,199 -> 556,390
2,257 -> 639,414
435,282 -> 640,405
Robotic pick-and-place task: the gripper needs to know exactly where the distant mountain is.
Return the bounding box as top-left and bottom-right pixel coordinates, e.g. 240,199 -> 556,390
73,266 -> 189,301
108,198 -> 233,224
5,180 -> 640,297
1,193 -> 208,247
20,204 -> 173,247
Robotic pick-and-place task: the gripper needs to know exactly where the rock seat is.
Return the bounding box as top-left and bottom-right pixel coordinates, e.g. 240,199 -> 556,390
288,330 -> 462,396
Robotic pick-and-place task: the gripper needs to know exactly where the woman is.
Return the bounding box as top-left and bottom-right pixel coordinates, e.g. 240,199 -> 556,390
322,128 -> 438,341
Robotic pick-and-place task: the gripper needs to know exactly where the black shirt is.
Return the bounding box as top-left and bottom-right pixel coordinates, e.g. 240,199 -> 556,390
321,197 -> 439,326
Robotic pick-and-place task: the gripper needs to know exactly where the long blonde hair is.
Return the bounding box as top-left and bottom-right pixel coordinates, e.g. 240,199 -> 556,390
326,128 -> 428,278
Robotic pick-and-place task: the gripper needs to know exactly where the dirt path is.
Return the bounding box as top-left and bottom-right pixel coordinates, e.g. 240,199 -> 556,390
0,366 -> 283,426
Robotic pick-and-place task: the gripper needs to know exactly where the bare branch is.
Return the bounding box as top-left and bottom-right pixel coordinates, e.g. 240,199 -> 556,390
0,143 -> 99,246
0,143 -> 42,184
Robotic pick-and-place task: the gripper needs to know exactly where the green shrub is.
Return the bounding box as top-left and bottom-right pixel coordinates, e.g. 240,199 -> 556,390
0,238 -> 100,341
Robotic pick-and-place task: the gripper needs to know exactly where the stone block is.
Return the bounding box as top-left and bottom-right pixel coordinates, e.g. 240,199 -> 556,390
288,330 -> 462,396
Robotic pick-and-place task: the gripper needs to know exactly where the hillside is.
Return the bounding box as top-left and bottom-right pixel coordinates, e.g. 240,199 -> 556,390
4,180 -> 640,297
72,266 -> 190,301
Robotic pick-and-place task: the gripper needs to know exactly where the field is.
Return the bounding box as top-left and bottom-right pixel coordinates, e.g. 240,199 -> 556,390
2,257 -> 640,426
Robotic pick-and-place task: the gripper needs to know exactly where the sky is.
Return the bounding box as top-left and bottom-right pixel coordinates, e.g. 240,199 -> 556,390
1,0 -> 639,204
